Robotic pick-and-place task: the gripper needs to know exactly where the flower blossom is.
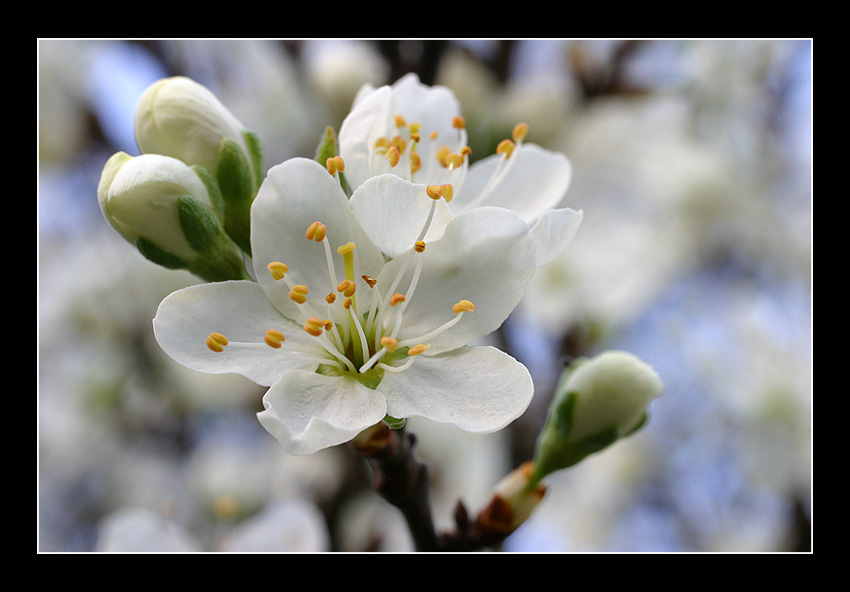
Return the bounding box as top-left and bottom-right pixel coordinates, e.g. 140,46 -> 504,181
153,157 -> 536,454
338,73 -> 583,265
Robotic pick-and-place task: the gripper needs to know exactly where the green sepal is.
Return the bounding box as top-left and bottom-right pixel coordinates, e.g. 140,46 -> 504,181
135,236 -> 189,270
382,414 -> 406,430
314,126 -> 339,165
191,165 -> 226,222
242,130 -> 265,188
215,137 -> 255,255
176,195 -> 220,254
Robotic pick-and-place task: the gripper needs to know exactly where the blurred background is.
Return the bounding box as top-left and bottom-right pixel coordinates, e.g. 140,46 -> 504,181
38,39 -> 812,552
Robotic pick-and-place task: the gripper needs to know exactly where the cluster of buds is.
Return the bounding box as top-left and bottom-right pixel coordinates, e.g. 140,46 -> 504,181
97,77 -> 264,280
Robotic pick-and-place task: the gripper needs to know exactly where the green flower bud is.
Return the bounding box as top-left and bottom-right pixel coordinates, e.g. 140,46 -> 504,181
134,76 -> 264,254
530,351 -> 664,484
97,152 -> 248,282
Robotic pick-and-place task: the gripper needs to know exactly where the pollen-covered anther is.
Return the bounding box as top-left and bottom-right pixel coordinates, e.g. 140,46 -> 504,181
445,152 -> 463,169
306,221 -> 327,242
391,135 -> 407,154
326,155 -> 345,175
267,261 -> 289,280
407,343 -> 430,356
289,284 -> 309,304
410,151 -> 422,174
414,240 -> 426,253
452,116 -> 466,129
390,293 -> 406,307
303,317 -> 326,337
436,145 -> 451,167
386,146 -> 400,167
452,299 -> 476,313
264,329 -> 285,349
343,298 -> 352,309
380,337 -> 399,352
497,139 -> 516,159
512,122 -> 529,143
337,279 -> 356,297
394,114 -> 406,127
440,184 -> 453,202
206,332 -> 229,353
426,185 -> 444,200
362,275 -> 377,288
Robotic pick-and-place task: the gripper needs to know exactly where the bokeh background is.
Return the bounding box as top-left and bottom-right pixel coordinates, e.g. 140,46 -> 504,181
38,39 -> 812,552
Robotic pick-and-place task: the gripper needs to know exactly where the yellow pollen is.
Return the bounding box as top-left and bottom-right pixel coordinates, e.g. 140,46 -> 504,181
512,122 -> 529,142
430,130 -> 439,140
386,146 -> 400,167
497,139 -> 515,158
267,261 -> 289,280
343,298 -> 352,309
337,279 -> 356,297
440,183 -> 453,202
362,275 -> 377,288
445,152 -> 463,169
306,221 -> 327,242
380,337 -> 399,352
407,343 -> 430,356
337,242 -> 356,255
289,285 -> 309,304
452,299 -> 476,313
414,240 -> 426,253
206,332 -> 229,353
426,185 -> 444,200
452,116 -> 466,129
264,329 -> 285,348
303,317 -> 326,337
324,319 -> 333,331
326,292 -> 337,304
390,293 -> 406,307
394,114 -> 406,128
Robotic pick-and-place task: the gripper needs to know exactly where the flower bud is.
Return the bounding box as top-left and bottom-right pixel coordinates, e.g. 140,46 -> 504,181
476,461 -> 546,539
97,152 -> 247,282
134,76 -> 264,254
530,351 -> 664,484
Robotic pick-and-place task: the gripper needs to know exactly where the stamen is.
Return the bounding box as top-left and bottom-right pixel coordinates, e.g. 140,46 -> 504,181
337,279 -> 356,297
206,332 -> 229,353
303,317 -> 326,337
326,155 -> 345,176
289,285 -> 309,304
398,300 -> 475,347
390,293 -> 406,306
430,131 -> 439,140
267,261 -> 289,280
394,114 -> 406,128
496,139 -> 515,159
264,329 -> 285,348
386,146 -> 400,167
362,275 -> 377,288
380,337 -> 399,352
452,116 -> 466,129
414,240 -> 426,253
407,344 -> 430,356
426,185 -> 445,200
306,221 -> 327,242
512,122 -> 529,143
452,299 -> 476,313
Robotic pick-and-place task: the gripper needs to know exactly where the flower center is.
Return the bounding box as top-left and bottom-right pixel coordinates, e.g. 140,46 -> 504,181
204,165 -> 474,383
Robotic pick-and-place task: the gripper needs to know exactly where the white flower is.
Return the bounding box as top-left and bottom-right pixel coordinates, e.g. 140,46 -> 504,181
153,157 -> 536,455
338,73 -> 583,265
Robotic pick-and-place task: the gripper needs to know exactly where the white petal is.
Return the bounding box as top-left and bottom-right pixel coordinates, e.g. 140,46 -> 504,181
378,346 -> 533,432
257,370 -> 387,455
153,280 -> 323,387
377,206 -> 535,353
454,144 -> 572,223
250,158 -> 385,320
338,85 -> 392,190
349,174 -> 454,258
530,207 -> 584,266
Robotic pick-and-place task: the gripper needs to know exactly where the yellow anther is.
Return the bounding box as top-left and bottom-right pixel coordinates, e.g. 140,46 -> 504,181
206,332 -> 229,353
337,279 -> 356,297
303,317 -> 325,337
410,151 -> 422,174
326,292 -> 337,304
267,261 -> 289,280
391,135 -> 407,153
407,343 -> 430,356
436,145 -> 451,166
374,136 -> 390,151
430,130 -> 439,140
394,114 -> 406,128
289,285 -> 309,304
452,116 -> 466,129
440,183 -> 453,202
326,155 -> 345,175
306,221 -> 327,242
426,185 -> 444,200
445,152 -> 463,169
460,145 -> 472,157
264,329 -> 286,349
512,122 -> 529,143
390,292 -> 406,307
452,299 -> 476,313
324,319 -> 333,331
386,145 -> 400,167
362,275 -> 377,288
414,240 -> 426,253
497,139 -> 515,159
343,298 -> 352,309
337,242 -> 356,255
380,337 -> 399,352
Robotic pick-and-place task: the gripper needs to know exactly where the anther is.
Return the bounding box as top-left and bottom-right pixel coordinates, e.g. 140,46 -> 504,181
326,155 -> 345,175
289,285 -> 309,304
306,221 -> 327,242
497,139 -> 515,159
430,131 -> 439,140
343,298 -> 352,309
326,292 -> 337,304
267,261 -> 289,280
380,337 -> 399,352
303,317 -> 326,337
264,329 -> 285,348
362,275 -> 377,288
452,116 -> 466,129
390,293 -> 406,307
436,146 -> 451,167
452,299 -> 476,313
445,152 -> 463,169
206,332 -> 229,353
512,122 -> 529,143
407,344 -> 430,356
440,184 -> 453,202
414,240 -> 426,253
337,279 -> 356,297
386,145 -> 400,167
410,151 -> 422,174
426,185 -> 444,200
394,114 -> 406,128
